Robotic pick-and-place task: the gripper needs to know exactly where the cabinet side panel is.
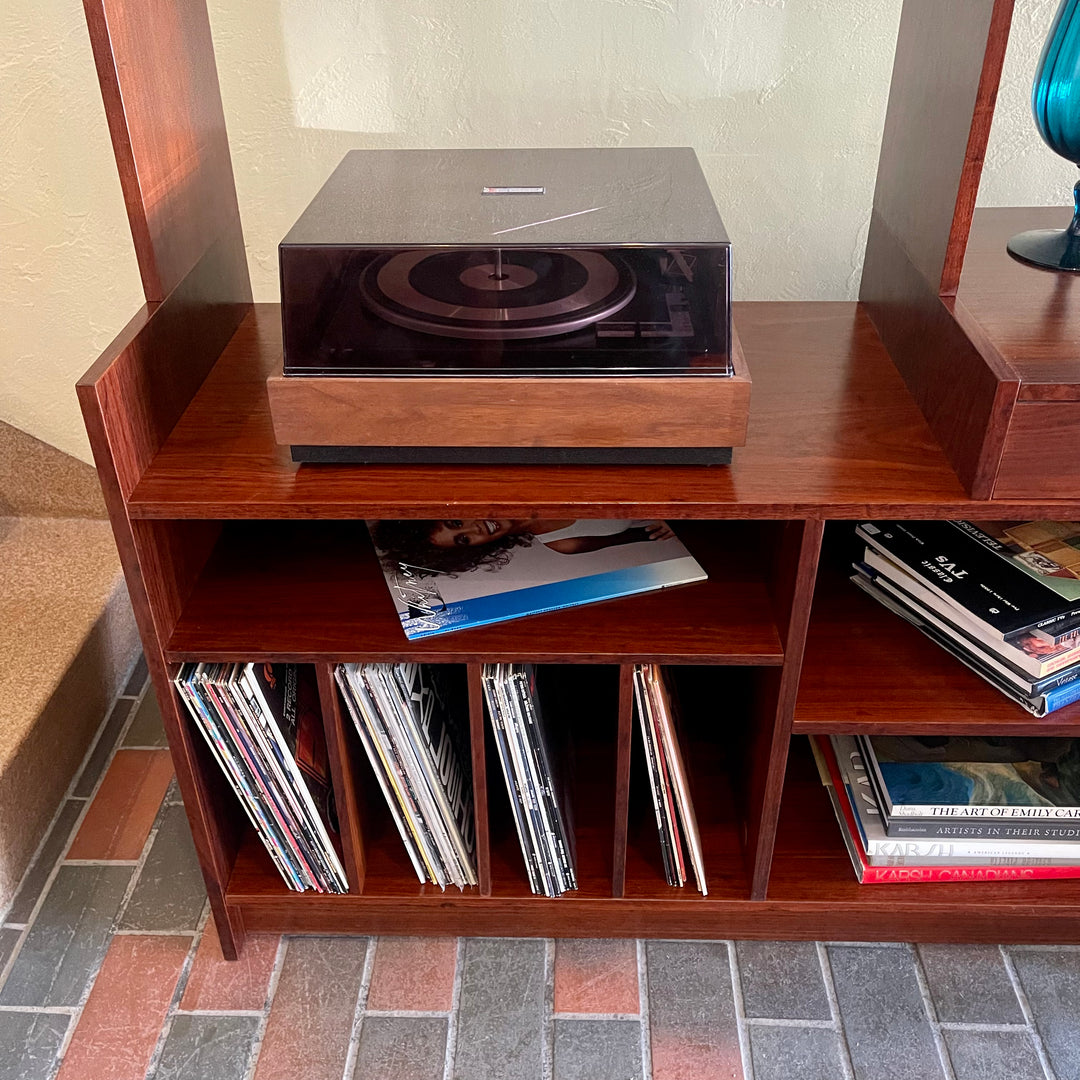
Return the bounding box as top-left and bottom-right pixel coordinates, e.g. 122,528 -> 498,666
78,256 -> 251,501
868,0 -> 1012,292
861,218 -> 1018,499
83,0 -> 251,304
77,377 -> 245,958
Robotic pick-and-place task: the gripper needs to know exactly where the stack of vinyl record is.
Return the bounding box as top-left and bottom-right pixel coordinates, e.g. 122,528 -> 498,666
482,663 -> 576,897
174,663 -> 347,893
633,664 -> 707,894
336,663 -> 476,890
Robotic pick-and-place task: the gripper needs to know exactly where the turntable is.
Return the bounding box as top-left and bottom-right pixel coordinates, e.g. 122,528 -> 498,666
268,147 -> 749,464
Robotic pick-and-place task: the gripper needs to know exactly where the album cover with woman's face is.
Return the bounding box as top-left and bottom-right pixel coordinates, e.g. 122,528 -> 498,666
366,518 -> 708,639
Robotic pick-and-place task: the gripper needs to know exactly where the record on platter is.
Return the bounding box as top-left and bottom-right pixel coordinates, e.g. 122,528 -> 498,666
359,248 -> 636,340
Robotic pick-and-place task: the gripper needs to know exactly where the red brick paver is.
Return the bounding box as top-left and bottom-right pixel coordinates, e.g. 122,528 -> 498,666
554,938 -> 640,1015
67,750 -> 174,860
55,934 -> 189,1080
252,937 -> 367,1080
366,936 -> 458,1012
180,918 -> 281,1012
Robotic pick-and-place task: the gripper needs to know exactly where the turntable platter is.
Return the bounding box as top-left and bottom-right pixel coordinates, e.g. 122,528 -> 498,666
359,249 -> 637,340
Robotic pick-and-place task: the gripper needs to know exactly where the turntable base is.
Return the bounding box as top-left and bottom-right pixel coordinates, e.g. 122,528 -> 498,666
267,329 -> 750,466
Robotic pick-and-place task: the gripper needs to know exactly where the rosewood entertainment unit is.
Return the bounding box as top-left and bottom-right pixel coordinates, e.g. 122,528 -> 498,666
78,0 -> 1080,959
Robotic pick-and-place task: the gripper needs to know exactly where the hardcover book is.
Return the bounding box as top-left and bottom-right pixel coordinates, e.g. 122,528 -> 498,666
811,737 -> 1080,883
369,518 -> 707,639
858,734 -> 1080,824
827,735 -> 1080,865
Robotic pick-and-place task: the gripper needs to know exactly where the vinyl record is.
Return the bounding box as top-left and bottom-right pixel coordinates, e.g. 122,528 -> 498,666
359,249 -> 636,340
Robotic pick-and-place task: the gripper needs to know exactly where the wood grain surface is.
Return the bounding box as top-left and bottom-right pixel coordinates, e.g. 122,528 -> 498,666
266,368 -> 750,449
83,0 -> 250,304
954,207 -> 1080,399
163,520 -> 783,665
126,302 -> 1080,521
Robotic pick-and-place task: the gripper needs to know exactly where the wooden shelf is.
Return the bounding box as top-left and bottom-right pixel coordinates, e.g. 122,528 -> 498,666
765,744 -> 1080,940
164,520 -> 784,664
126,301 -> 1080,523
794,556 -> 1080,737
954,207 -> 1080,400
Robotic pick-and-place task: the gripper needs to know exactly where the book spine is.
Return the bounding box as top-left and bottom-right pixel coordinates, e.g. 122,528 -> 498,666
1032,663 -> 1080,696
883,818 -> 1080,841
1043,676 -> 1080,714
855,863 -> 1080,883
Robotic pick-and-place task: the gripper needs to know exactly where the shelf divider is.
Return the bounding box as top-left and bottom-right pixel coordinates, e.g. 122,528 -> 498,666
747,518 -> 825,899
315,663 -> 367,893
467,664 -> 493,897
612,664 -> 635,898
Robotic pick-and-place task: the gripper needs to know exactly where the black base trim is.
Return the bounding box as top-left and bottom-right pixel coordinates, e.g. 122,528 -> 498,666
291,445 -> 734,465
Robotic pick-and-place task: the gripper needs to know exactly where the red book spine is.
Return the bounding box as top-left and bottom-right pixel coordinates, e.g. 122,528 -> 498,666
857,863 -> 1080,883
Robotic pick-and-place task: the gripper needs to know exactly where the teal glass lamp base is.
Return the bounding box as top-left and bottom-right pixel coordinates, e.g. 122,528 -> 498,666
1007,181 -> 1080,272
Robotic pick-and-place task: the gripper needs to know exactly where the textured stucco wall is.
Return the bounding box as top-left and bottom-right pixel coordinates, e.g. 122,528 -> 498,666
209,0 -> 908,303
0,0 -> 1072,462
0,0 -> 145,464
980,0 -> 1076,207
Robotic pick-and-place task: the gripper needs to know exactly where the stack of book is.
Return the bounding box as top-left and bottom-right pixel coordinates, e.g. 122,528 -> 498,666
814,733 -> 1080,883
482,663 -> 576,897
633,664 -> 707,894
175,663 -> 348,893
852,520 -> 1080,716
336,663 -> 476,890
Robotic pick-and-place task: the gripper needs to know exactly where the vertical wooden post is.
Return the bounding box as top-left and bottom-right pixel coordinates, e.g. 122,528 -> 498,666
746,518 -> 824,900
315,664 -> 367,892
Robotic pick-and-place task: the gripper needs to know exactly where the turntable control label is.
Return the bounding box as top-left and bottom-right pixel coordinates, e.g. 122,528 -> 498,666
482,186 -> 545,195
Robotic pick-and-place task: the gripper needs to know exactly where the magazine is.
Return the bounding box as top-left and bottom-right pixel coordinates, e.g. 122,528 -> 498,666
957,521 -> 1080,607
850,568 -> 1080,716
858,546 -> 1080,680
367,519 -> 708,639
856,521 -> 1080,641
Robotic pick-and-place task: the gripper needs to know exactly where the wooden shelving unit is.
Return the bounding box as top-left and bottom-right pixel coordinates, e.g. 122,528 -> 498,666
76,0 -> 1080,956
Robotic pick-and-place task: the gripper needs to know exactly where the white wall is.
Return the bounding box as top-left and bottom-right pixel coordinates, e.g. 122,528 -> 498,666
0,0 -> 1069,463
0,0 -> 144,464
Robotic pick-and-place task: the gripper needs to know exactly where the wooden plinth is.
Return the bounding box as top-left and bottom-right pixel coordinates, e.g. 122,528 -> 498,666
266,332 -> 750,454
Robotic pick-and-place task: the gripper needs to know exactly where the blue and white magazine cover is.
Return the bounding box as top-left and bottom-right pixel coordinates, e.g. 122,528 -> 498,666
368,519 -> 708,639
